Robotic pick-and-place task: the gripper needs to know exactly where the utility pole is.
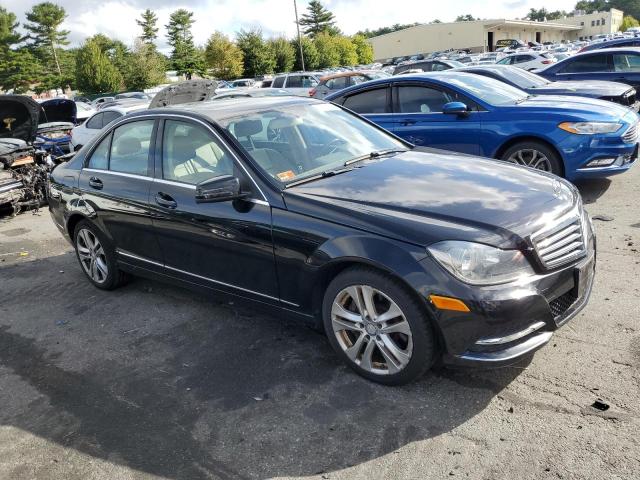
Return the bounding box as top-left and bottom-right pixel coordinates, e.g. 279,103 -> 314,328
294,0 -> 305,71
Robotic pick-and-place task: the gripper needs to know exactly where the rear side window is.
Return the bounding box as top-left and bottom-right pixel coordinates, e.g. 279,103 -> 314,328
431,62 -> 450,71
326,77 -> 348,90
286,75 -> 302,88
86,113 -> 103,129
272,76 -> 285,88
101,111 -> 121,126
87,135 -> 110,169
561,54 -> 610,73
109,120 -> 154,176
343,88 -> 389,114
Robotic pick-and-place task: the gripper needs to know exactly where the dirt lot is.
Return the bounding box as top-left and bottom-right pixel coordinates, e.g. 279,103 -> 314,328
0,167 -> 639,480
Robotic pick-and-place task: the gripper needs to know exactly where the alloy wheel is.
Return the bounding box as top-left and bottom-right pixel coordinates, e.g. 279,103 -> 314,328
76,228 -> 108,284
331,285 -> 413,375
507,149 -> 552,171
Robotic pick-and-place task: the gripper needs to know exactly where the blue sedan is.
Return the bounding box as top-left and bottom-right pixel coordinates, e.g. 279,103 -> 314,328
325,72 -> 638,180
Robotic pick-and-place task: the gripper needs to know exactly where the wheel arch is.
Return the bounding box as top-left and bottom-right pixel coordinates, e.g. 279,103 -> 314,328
65,212 -> 91,241
493,135 -> 565,177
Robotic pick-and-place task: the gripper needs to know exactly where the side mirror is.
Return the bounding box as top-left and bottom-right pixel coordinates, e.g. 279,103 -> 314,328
195,175 -> 248,203
442,101 -> 469,116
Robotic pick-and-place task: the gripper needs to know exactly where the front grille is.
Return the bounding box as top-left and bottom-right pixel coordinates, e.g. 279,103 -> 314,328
532,213 -> 586,270
549,288 -> 578,319
623,122 -> 638,143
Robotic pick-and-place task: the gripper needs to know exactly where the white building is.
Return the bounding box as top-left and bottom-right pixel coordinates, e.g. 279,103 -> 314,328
368,9 -> 624,59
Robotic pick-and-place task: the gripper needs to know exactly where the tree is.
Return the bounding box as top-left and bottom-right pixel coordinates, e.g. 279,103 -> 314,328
204,31 -> 244,80
75,38 -> 123,93
124,40 -> 166,90
136,9 -> 158,44
455,14 -> 476,22
527,8 -> 567,21
0,6 -> 22,51
351,34 -> 373,64
313,32 -> 340,68
23,2 -> 69,77
268,37 -> 295,73
574,0 -> 609,13
166,9 -> 204,79
291,36 -> 319,70
621,14 -> 640,30
611,1 -> 640,19
299,0 -> 339,37
334,35 -> 358,66
236,28 -> 275,77
356,22 -> 421,38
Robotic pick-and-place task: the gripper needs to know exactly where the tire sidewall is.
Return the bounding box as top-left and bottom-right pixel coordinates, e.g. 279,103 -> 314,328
501,141 -> 563,177
322,267 -> 436,385
73,220 -> 121,290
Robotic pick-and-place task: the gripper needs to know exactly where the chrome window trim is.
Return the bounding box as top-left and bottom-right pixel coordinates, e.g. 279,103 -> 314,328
475,321 -> 546,346
151,178 -> 269,206
126,112 -> 269,203
116,249 -> 296,306
83,168 -> 152,182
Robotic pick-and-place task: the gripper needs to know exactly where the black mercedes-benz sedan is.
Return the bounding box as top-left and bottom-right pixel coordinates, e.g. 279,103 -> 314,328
48,96 -> 596,385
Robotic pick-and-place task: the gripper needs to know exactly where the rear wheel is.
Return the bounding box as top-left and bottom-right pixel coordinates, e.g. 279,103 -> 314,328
501,140 -> 563,176
322,267 -> 436,385
73,220 -> 127,290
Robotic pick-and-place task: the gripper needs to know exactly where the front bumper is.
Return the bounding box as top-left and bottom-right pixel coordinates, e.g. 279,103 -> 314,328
423,238 -> 596,368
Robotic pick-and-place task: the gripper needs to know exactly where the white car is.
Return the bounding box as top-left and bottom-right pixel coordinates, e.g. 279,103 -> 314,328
270,72 -> 321,96
70,102 -> 149,151
74,101 -> 95,123
496,52 -> 557,71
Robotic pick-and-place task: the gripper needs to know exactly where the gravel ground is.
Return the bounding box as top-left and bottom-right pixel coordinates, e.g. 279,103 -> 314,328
0,167 -> 638,480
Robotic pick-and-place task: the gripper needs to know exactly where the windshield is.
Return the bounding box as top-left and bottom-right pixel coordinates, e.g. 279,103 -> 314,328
219,102 -> 406,185
499,67 -> 549,88
445,74 -> 529,105
446,60 -> 466,68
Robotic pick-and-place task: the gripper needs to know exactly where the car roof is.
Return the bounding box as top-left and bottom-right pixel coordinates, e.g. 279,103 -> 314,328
100,102 -> 150,114
578,46 -> 640,55
319,71 -> 376,80
140,96 -> 322,123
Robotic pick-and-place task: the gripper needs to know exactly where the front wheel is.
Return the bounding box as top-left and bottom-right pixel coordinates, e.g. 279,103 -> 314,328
500,141 -> 563,176
322,267 -> 436,385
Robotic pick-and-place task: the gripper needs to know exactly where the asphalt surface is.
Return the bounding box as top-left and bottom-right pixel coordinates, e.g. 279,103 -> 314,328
0,167 -> 638,480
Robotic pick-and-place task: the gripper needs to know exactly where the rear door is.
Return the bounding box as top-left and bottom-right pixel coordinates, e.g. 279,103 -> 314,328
78,118 -> 163,267
552,52 -> 613,82
338,85 -> 395,132
392,83 -> 483,154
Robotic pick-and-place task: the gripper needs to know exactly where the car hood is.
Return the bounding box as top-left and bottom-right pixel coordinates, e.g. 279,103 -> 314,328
149,79 -> 218,108
0,95 -> 41,143
283,150 -> 578,249
39,98 -> 77,124
507,94 -> 636,120
529,80 -> 632,97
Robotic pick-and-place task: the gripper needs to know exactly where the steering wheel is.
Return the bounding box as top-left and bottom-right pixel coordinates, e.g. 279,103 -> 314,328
319,138 -> 348,156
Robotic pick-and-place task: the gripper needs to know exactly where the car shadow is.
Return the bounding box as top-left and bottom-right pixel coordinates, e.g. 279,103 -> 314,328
575,177 -> 612,205
0,254 -> 527,480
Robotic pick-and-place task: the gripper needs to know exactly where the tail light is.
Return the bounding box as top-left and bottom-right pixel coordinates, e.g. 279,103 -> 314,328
309,88 -> 316,97
542,60 -> 552,64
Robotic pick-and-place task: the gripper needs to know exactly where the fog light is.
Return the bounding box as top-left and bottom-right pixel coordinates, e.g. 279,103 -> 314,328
429,295 -> 470,312
585,158 -> 616,167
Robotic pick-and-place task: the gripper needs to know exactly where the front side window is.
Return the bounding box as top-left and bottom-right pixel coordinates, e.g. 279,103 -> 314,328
342,88 -> 389,114
286,75 -> 302,88
302,75 -> 318,87
162,120 -> 233,185
613,54 -> 640,72
109,120 -> 154,176
397,86 -> 452,113
561,54 -> 610,73
219,102 -> 406,185
327,77 -> 348,90
87,135 -> 110,169
86,113 -> 103,129
272,76 -> 285,88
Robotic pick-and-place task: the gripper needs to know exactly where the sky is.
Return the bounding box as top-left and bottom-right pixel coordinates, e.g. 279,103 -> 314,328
4,0 -> 580,51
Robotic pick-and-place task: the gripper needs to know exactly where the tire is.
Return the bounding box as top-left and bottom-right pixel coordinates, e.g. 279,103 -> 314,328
73,220 -> 127,290
322,266 -> 436,385
500,140 -> 563,176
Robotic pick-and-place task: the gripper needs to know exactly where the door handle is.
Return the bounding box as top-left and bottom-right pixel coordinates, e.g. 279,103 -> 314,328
88,177 -> 103,189
155,192 -> 177,209
400,120 -> 417,126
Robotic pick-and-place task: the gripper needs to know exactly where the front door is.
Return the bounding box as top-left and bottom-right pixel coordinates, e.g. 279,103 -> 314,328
391,84 -> 483,155
149,118 -> 279,304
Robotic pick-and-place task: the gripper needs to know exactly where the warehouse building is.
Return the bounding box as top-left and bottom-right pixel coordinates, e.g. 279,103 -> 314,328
369,9 -> 624,59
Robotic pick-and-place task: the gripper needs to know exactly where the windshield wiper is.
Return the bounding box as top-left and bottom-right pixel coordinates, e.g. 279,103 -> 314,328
285,166 -> 357,188
344,148 -> 408,166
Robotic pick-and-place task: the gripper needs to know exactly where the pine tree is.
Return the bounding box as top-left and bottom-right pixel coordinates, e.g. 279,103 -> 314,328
166,9 -> 203,79
299,1 -> 339,38
236,28 -> 275,77
24,2 -> 69,77
268,37 -> 295,73
136,9 -> 158,45
75,38 -> 123,93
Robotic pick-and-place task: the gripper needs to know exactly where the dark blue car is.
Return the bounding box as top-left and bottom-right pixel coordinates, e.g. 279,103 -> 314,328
536,48 -> 640,90
579,37 -> 640,53
325,72 -> 638,181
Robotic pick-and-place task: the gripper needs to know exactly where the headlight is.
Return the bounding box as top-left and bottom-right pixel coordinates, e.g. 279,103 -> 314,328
428,241 -> 535,286
558,122 -> 622,135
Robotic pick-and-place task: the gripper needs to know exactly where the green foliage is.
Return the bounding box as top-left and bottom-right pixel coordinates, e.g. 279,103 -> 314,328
455,14 -> 476,22
621,14 -> 640,30
291,36 -> 319,70
356,22 -> 421,38
527,8 -> 567,21
166,9 -> 204,79
574,0 -> 610,13
351,34 -> 373,64
24,2 -> 69,76
236,28 -> 275,77
313,32 -> 340,68
204,31 -> 244,80
299,0 -> 339,37
574,1 -> 640,22
0,7 -> 22,50
334,35 -> 358,66
75,38 -> 123,93
124,40 -> 166,90
136,9 -> 158,44
268,37 -> 295,73
0,48 -> 42,93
